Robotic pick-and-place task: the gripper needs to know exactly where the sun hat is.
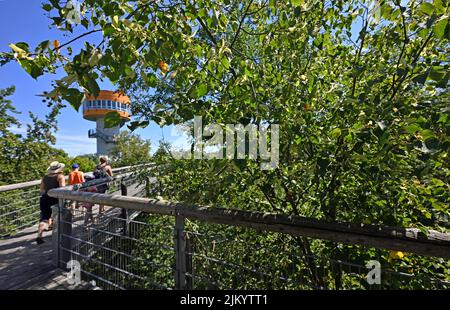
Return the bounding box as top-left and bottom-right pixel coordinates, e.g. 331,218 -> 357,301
72,163 -> 79,169
47,161 -> 65,174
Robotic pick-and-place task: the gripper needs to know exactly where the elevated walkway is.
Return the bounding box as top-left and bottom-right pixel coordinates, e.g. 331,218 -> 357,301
0,177 -> 146,290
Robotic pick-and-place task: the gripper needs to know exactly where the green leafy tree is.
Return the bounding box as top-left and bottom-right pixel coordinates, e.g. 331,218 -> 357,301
0,86 -> 21,184
110,131 -> 151,167
2,0 -> 449,288
65,155 -> 97,174
0,86 -> 69,184
2,0 -> 447,225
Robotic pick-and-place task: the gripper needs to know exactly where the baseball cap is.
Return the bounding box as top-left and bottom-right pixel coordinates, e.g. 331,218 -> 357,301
72,163 -> 79,169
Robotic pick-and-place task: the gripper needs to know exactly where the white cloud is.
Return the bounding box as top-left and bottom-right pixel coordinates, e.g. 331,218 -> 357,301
56,133 -> 93,143
7,125 -> 27,134
55,132 -> 96,156
8,125 -> 96,156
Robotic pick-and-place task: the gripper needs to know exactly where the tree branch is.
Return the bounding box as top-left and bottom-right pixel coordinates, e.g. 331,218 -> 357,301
230,0 -> 254,49
196,16 -> 217,46
351,13 -> 368,97
385,31 -> 433,102
392,0 -> 408,87
55,29 -> 103,52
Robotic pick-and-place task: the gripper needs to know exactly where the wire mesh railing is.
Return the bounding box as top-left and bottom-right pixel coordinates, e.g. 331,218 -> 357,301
0,163 -> 153,238
181,222 -> 450,290
55,204 -> 175,290
0,186 -> 41,237
49,188 -> 450,290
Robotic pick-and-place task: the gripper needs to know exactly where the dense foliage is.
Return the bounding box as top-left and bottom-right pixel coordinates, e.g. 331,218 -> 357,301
1,0 -> 449,288
110,130 -> 152,167
0,86 -> 67,184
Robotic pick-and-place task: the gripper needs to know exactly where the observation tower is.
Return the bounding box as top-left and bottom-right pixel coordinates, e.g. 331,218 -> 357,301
82,90 -> 131,155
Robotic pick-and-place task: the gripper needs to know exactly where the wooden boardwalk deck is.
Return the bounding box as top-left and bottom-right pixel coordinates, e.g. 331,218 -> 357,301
0,183 -> 145,290
0,207 -> 109,290
0,225 -> 54,289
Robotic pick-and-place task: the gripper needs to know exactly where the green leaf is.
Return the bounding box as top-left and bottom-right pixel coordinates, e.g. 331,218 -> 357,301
436,72 -> 449,88
15,42 -> 30,52
431,178 -> 445,187
81,75 -> 100,97
420,129 -> 435,141
141,71 -> 158,87
428,66 -> 446,82
9,43 -> 27,55
103,26 -> 115,37
291,0 -> 304,7
81,18 -> 89,29
18,59 -> 44,79
380,4 -> 392,20
378,130 -> 390,146
433,19 -> 447,39
42,3 -> 52,11
61,88 -> 84,111
196,84 -> 208,97
404,123 -> 422,134
127,120 -> 149,131
37,40 -> 51,52
418,3 -> 434,15
104,111 -> 121,128
330,128 -> 341,138
221,57 -> 230,70
412,71 -> 429,84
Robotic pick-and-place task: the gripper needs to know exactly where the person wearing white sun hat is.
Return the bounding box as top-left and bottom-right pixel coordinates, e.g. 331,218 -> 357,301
36,161 -> 66,244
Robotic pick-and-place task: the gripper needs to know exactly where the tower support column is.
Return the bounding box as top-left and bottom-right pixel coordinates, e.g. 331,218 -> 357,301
96,118 -> 120,155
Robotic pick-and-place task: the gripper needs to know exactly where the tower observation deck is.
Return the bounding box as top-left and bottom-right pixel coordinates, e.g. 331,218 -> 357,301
82,90 -> 131,155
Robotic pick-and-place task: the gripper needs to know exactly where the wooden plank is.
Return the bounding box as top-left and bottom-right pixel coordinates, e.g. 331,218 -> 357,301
48,188 -> 450,259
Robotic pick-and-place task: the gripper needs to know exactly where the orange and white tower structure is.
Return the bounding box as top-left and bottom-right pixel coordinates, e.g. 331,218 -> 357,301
82,90 -> 131,155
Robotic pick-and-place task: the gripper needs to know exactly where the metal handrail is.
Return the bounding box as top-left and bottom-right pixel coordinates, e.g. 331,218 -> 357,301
0,163 -> 154,193
47,188 -> 450,259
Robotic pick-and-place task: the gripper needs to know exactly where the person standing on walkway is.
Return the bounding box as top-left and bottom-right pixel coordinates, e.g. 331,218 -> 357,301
68,163 -> 85,212
93,155 -> 113,214
36,161 -> 65,244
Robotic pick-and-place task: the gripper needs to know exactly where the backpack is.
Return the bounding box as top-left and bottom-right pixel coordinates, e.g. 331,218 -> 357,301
93,165 -> 109,179
93,165 -> 110,192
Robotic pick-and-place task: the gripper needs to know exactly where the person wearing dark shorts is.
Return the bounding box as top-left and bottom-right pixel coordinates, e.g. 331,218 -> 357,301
40,194 -> 57,222
36,161 -> 66,244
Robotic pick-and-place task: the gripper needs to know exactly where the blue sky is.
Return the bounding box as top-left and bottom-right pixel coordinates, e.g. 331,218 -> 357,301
0,0 -> 179,156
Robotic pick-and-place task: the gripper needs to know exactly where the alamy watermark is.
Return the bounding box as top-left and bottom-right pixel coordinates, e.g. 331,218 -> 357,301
66,259 -> 96,287
66,259 -> 81,286
170,116 -> 279,170
65,0 -> 82,25
366,260 -> 381,285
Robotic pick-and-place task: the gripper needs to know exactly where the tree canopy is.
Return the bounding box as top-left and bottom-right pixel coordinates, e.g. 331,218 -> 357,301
110,130 -> 152,166
4,0 -> 447,225
1,0 -> 449,288
0,86 -> 69,184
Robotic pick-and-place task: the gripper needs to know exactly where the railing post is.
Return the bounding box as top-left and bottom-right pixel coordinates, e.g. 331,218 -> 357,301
59,198 -> 72,269
174,214 -> 186,289
185,234 -> 193,289
120,182 -> 128,235
51,204 -> 60,267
